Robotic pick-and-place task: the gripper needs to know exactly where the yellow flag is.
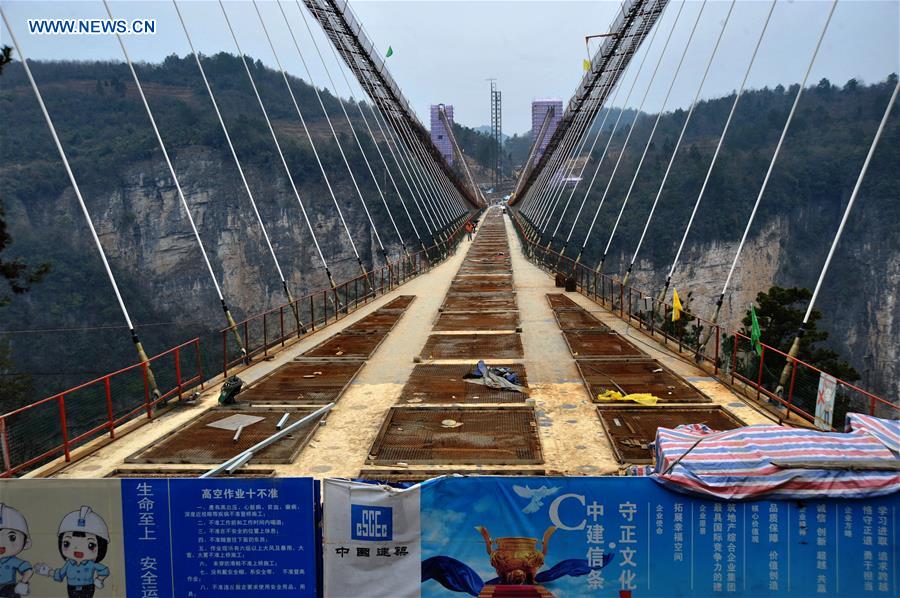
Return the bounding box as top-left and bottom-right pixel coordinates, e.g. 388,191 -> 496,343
672,288 -> 683,322
583,59 -> 591,72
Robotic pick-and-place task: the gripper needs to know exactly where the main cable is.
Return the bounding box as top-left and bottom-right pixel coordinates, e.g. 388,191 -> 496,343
598,0 -> 733,274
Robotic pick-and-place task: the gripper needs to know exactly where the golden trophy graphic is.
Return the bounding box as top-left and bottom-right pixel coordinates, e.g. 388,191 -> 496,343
475,525 -> 557,597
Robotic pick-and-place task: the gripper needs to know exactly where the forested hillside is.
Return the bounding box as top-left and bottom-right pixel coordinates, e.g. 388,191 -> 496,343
542,76 -> 899,399
0,54 -> 441,405
0,53 -> 896,407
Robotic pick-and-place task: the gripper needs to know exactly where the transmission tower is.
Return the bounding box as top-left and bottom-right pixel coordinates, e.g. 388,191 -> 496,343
489,79 -> 502,189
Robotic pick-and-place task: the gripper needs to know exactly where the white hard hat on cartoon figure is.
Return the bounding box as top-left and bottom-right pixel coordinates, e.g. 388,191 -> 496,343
0,503 -> 31,548
58,506 -> 109,541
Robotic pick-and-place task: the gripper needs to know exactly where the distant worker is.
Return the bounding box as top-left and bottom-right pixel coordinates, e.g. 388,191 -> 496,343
465,220 -> 474,241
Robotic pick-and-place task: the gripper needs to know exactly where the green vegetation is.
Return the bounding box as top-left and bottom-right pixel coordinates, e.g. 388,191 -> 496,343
729,286 -> 862,426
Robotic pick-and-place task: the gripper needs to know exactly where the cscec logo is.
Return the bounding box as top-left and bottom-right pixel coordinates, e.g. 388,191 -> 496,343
350,504 -> 392,541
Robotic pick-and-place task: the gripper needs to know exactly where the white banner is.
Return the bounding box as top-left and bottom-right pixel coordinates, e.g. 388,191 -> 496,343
323,479 -> 422,598
815,372 -> 838,430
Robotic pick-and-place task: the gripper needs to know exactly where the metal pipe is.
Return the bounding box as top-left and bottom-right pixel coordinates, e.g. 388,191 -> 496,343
201,402 -> 334,478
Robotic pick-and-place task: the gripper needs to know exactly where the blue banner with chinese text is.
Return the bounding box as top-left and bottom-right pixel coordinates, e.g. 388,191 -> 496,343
420,476 -> 897,597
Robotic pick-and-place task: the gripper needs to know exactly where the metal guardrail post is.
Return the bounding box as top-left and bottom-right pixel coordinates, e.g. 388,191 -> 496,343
105,378 -> 115,439
175,346 -> 183,401
58,396 -> 70,462
714,326 -> 720,375
756,346 -> 766,400
142,363 -> 152,418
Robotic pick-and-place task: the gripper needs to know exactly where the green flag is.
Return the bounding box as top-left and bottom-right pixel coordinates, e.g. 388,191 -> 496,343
386,46 -> 394,58
750,304 -> 762,356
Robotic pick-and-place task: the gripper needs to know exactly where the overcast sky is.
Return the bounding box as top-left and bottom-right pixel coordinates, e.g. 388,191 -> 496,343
2,0 -> 898,134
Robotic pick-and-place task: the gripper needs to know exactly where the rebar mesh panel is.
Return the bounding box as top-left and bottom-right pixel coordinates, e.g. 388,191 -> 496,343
357,468 -> 546,483
442,295 -> 518,312
302,330 -> 388,358
381,295 -> 416,310
597,406 -> 745,464
577,358 -> 711,403
449,281 -> 514,293
420,334 -> 524,360
341,311 -> 404,333
238,359 -> 364,405
434,311 -> 520,331
546,293 -> 581,310
399,364 -> 528,404
554,310 -> 610,331
563,330 -> 647,358
454,276 -> 513,285
106,468 -> 276,478
126,408 -> 323,464
368,407 -> 543,464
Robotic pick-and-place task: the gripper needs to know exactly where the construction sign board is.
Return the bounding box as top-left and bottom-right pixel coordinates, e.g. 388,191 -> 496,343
0,478 -> 318,597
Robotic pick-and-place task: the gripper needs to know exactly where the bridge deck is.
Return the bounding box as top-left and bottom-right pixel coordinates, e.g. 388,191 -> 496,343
51,207 -> 775,480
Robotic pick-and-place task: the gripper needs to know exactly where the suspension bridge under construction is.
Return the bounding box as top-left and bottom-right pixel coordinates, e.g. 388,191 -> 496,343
0,0 -> 898,596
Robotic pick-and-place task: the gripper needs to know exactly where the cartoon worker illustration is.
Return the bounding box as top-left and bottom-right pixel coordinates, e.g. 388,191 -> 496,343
0,504 -> 33,597
34,506 -> 110,598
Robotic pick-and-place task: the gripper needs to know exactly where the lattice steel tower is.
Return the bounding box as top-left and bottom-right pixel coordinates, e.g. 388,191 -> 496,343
489,79 -> 502,189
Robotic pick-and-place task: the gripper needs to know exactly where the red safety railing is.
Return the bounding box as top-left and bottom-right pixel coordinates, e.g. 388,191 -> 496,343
0,216 -> 475,478
0,338 -> 203,477
511,212 -> 898,429
220,219 -> 471,376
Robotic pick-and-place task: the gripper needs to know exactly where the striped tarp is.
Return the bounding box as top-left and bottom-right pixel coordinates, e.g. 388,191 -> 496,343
652,413 -> 900,500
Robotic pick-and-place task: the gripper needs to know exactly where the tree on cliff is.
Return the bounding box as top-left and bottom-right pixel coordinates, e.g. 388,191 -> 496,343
734,286 -> 861,423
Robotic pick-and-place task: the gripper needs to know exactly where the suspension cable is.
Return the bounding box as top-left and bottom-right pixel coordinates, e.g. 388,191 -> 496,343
682,0 -> 838,362
557,26 -> 664,256
172,0 -> 305,332
628,0 -> 778,288
534,89 -> 604,235
103,0 -> 247,357
215,0 -> 336,291
575,0 -> 690,264
297,0 -> 421,253
552,0 -> 670,243
269,1 -> 397,266
251,1 -> 375,287
599,0 -> 734,274
531,91 -> 597,229
711,0 -> 839,305
775,78 -> 898,391
372,100 -> 440,237
546,48 -> 632,249
326,0 -> 465,249
287,0 -> 407,257
376,103 -> 443,238
0,6 -> 161,398
349,5 -> 467,223
537,22 -> 640,234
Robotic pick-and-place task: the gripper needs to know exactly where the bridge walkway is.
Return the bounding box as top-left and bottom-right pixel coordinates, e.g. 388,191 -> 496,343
51,207 -> 775,480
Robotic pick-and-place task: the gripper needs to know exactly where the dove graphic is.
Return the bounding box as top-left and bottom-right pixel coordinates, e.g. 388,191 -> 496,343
513,484 -> 561,514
